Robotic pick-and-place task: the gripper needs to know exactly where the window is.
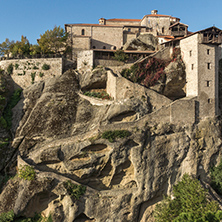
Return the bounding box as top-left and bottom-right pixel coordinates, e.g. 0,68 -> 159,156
103,46 -> 106,49
92,46 -> 96,49
208,98 -> 211,104
191,64 -> 194,70
207,63 -> 211,69
206,81 -> 210,87
81,29 -> 85,35
189,50 -> 192,56
207,49 -> 210,55
162,27 -> 164,34
128,28 -> 131,32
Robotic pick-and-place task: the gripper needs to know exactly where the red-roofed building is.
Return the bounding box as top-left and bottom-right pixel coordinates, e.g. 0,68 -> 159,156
65,9 -> 189,58
141,9 -> 181,36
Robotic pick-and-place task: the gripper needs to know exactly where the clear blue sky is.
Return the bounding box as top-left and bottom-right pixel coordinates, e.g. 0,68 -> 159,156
0,0 -> 222,44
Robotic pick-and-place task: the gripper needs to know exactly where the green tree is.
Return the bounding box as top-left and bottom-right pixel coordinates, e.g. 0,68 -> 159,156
154,174 -> 222,222
210,159 -> 222,195
11,36 -> 31,57
29,44 -> 41,56
0,38 -> 14,57
38,26 -> 68,54
113,49 -> 129,62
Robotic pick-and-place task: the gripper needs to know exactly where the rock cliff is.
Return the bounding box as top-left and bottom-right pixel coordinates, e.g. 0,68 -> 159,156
123,34 -> 158,51
0,68 -> 221,222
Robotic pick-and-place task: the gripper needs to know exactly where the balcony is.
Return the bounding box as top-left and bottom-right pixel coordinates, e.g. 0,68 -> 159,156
171,30 -> 187,37
202,35 -> 222,44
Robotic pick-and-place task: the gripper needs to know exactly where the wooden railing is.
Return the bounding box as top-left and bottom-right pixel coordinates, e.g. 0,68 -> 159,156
171,31 -> 186,36
202,36 -> 222,44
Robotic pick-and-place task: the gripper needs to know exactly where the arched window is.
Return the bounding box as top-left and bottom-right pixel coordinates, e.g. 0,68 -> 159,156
81,29 -> 85,35
92,46 -> 96,49
103,46 -> 106,49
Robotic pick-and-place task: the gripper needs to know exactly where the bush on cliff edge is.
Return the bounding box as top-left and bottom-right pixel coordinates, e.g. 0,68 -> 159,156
154,174 -> 222,222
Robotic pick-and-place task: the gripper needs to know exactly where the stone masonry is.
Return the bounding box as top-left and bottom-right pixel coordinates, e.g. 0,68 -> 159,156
0,58 -> 64,89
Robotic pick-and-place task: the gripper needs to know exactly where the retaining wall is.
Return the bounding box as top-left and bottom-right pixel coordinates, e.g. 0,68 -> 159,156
107,71 -> 196,125
0,58 -> 63,89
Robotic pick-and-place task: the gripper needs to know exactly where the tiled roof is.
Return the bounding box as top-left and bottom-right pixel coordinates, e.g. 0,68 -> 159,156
106,18 -> 141,22
65,23 -> 123,28
157,35 -> 175,39
169,22 -> 188,28
161,26 -> 221,44
147,14 -> 171,17
142,14 -> 180,21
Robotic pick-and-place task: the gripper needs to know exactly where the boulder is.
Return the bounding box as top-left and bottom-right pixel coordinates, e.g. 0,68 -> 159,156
163,56 -> 186,99
123,33 -> 158,51
80,66 -> 107,90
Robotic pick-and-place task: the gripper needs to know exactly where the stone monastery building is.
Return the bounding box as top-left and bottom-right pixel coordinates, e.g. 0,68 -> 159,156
65,10 -> 222,120
65,10 -> 188,51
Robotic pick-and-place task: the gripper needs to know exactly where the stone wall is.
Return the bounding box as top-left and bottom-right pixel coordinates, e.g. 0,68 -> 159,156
78,92 -> 113,106
107,71 -> 172,111
107,71 -> 117,100
142,98 -> 196,125
67,25 -> 123,50
107,71 -> 196,124
77,50 -> 94,72
66,25 -> 92,38
94,59 -> 124,67
141,17 -> 172,36
78,52 -> 134,71
153,47 -> 171,60
106,20 -> 140,26
170,98 -> 196,124
91,26 -> 123,49
0,58 -> 63,89
198,43 -> 219,117
123,33 -> 138,45
72,36 -> 91,51
180,33 -> 222,118
180,34 -> 199,97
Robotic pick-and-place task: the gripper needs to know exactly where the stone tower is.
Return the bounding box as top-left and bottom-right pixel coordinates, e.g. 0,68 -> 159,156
180,27 -> 222,119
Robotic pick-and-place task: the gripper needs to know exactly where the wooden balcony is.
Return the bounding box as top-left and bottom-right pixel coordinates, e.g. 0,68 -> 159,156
202,35 -> 222,44
199,27 -> 222,44
171,30 -> 187,37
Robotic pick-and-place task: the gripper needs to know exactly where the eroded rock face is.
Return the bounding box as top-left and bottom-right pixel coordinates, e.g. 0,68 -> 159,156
80,66 -> 107,90
123,33 -> 158,51
0,68 -> 221,222
163,56 -> 186,99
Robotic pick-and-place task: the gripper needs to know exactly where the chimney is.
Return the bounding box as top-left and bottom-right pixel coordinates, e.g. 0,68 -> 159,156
99,18 -> 106,25
151,10 -> 158,15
